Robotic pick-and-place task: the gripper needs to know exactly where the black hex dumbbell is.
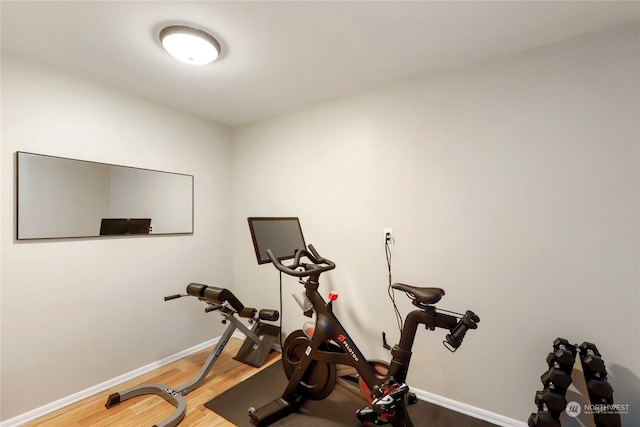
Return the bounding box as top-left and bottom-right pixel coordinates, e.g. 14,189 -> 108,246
579,342 -> 612,399
586,378 -> 614,400
578,342 -> 621,427
546,338 -> 577,374
535,388 -> 567,414
582,354 -> 607,375
593,413 -> 622,427
578,341 -> 601,357
546,347 -> 576,374
580,343 -> 606,374
553,337 -> 577,355
540,366 -> 572,392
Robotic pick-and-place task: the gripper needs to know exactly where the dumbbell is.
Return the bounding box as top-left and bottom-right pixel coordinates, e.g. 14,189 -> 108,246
581,353 -> 607,376
583,354 -> 606,374
546,337 -> 577,371
579,342 -> 606,374
535,388 -> 567,414
593,412 -> 622,427
579,341 -> 612,401
540,367 -> 572,391
578,341 -> 621,427
528,411 -> 560,427
579,341 -> 601,357
553,337 -> 577,355
546,348 -> 576,373
586,378 -> 614,400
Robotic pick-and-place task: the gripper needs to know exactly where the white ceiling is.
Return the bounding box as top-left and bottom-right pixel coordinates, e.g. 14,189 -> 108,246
2,1 -> 638,126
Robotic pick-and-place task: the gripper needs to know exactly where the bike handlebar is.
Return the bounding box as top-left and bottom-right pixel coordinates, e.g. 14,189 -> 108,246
444,310 -> 480,352
266,244 -> 336,278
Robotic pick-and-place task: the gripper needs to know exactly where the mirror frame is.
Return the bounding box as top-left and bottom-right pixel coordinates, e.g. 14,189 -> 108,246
16,151 -> 194,240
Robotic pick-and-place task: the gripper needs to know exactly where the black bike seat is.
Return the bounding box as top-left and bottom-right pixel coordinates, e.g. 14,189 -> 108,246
392,283 -> 444,305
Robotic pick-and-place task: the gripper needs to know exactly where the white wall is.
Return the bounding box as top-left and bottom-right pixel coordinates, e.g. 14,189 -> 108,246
232,23 -> 639,424
2,22 -> 638,427
1,54 -> 233,420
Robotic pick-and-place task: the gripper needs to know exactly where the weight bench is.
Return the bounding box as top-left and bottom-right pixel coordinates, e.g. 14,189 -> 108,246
105,283 -> 280,427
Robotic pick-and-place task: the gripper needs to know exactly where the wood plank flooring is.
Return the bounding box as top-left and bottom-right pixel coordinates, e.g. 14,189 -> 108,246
23,338 -> 280,427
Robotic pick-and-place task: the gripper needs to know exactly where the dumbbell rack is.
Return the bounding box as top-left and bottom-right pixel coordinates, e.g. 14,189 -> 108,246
528,338 -> 622,427
578,342 -> 621,427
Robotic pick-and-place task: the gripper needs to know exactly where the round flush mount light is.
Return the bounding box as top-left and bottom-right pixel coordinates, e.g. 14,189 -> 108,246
159,25 -> 221,65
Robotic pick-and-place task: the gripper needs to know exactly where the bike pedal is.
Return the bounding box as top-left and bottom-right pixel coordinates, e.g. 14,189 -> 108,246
408,392 -> 417,405
356,407 -> 390,425
372,382 -> 409,412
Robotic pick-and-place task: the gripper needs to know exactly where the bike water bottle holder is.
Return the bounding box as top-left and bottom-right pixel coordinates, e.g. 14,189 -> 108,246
293,292 -> 314,317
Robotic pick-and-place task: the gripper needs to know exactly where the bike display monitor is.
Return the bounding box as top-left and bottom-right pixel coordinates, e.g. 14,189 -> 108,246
248,217 -> 306,265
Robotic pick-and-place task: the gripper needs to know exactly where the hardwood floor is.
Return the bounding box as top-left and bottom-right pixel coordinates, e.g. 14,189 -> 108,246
23,338 -> 280,427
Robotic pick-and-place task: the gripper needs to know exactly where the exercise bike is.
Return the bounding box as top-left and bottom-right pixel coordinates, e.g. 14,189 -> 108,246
248,245 -> 479,426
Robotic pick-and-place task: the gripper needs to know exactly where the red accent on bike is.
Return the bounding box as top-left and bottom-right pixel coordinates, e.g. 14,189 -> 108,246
381,411 -> 396,420
328,291 -> 339,301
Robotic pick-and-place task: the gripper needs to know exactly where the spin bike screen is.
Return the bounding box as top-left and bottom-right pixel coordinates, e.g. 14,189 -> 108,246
248,217 -> 306,265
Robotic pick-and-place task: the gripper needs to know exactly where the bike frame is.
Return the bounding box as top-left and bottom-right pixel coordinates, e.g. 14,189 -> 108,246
281,273 -> 460,426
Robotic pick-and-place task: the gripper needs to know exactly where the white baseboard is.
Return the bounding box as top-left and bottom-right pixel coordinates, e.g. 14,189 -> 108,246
0,333 -> 244,427
2,333 -> 522,427
411,387 -> 526,427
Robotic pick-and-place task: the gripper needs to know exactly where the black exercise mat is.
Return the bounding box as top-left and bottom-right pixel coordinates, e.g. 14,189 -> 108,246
205,362 -> 361,426
204,362 -> 498,427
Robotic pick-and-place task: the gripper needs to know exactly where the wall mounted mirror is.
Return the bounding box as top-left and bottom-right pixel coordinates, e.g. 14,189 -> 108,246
16,152 -> 194,240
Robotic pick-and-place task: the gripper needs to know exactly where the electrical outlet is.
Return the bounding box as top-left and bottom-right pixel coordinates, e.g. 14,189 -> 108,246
384,228 -> 394,245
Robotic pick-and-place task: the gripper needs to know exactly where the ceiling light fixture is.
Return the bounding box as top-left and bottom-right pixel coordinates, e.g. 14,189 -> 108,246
159,25 -> 221,65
